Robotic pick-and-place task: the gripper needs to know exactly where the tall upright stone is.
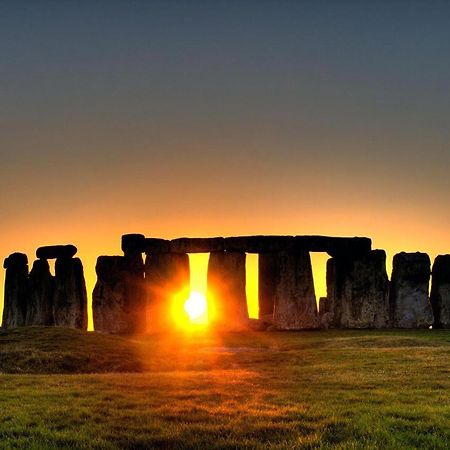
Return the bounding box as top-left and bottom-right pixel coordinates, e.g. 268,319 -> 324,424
390,252 -> 433,328
53,257 -> 88,330
145,253 -> 190,332
326,250 -> 389,328
26,259 -> 55,326
272,251 -> 318,330
2,253 -> 29,329
93,256 -> 144,334
258,253 -> 277,322
430,255 -> 450,329
207,251 -> 248,330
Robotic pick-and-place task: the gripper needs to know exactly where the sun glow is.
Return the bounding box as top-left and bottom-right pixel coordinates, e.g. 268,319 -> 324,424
184,291 -> 207,321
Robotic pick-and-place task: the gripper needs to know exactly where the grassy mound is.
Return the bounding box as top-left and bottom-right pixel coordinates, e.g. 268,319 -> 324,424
0,327 -> 143,373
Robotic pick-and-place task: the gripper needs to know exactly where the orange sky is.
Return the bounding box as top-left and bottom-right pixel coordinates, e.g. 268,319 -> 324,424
2,2 -> 450,329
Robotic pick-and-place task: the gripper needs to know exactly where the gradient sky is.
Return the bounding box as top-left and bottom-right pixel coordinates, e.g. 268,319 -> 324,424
2,1 -> 450,327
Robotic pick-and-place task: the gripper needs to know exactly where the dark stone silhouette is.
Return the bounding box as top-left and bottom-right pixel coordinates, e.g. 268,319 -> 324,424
271,251 -> 318,329
121,233 -> 146,256
145,252 -> 190,332
2,253 -> 29,328
53,257 -> 88,330
258,253 -> 277,322
170,237 -> 225,254
222,235 -> 371,256
207,251 -> 248,330
26,259 -> 55,326
225,236 -> 294,253
143,238 -> 170,254
390,252 -> 433,328
36,245 -> 77,260
318,297 -> 328,316
93,256 -> 146,333
327,250 -> 389,328
430,255 -> 450,328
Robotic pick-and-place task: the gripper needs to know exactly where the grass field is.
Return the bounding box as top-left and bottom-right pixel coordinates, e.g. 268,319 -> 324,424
0,327 -> 449,449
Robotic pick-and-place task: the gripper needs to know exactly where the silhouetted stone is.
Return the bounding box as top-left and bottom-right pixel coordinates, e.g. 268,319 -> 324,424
170,237 -> 225,253
258,253 -> 277,322
207,251 -> 248,330
26,259 -> 55,326
430,255 -> 450,328
272,251 -> 318,330
93,256 -> 145,333
224,236 -> 294,253
36,245 -> 77,260
2,253 -> 29,328
145,252 -> 190,332
326,250 -> 389,328
53,257 -> 88,330
390,252 -> 433,328
222,235 -> 371,256
143,238 -> 170,254
294,236 -> 372,258
318,297 -> 328,316
121,233 -> 145,256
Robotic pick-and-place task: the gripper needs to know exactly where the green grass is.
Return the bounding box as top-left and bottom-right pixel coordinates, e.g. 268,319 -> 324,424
0,327 -> 449,449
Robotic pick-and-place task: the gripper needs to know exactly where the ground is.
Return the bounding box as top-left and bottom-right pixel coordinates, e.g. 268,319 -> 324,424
0,327 -> 449,449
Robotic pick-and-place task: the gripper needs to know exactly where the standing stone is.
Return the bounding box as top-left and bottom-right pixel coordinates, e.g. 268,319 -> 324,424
326,250 -> 390,328
390,252 -> 433,328
272,251 -> 318,330
258,253 -> 277,323
2,253 -> 29,329
26,259 -> 55,326
430,255 -> 450,328
53,257 -> 88,330
92,256 -> 137,334
145,253 -> 190,332
318,297 -> 328,316
207,251 -> 248,330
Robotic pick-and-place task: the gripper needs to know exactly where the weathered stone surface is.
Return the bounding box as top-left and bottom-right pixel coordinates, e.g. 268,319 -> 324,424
143,238 -> 170,254
207,251 -> 248,330
26,259 -> 55,326
53,257 -> 88,330
121,234 -> 145,255
93,256 -> 145,333
258,253 -> 277,322
390,252 -> 433,328
170,237 -> 224,254
224,236 -> 294,253
2,253 -> 29,328
36,245 -> 77,260
294,236 -> 372,258
326,250 -> 389,328
318,297 -> 328,316
272,251 -> 318,330
430,255 -> 450,328
145,253 -> 190,332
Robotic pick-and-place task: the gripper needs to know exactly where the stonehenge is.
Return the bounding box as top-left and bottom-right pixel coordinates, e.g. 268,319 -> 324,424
2,245 -> 88,330
389,252 -> 433,328
145,252 -> 190,332
271,251 -> 318,329
1,234 -> 445,333
27,259 -> 55,326
207,251 -> 248,330
326,250 -> 390,328
430,255 -> 450,328
2,253 -> 29,328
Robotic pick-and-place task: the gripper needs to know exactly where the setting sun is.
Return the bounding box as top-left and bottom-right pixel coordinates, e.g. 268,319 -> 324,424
184,291 -> 207,322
